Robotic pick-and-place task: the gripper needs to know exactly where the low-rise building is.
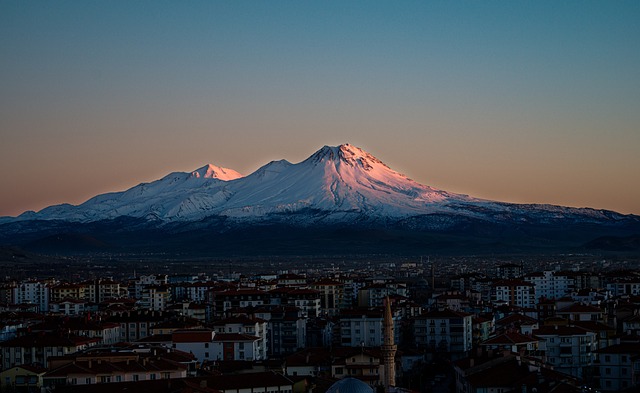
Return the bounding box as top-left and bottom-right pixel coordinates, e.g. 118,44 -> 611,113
0,333 -> 100,368
42,350 -> 190,388
0,364 -> 47,391
49,298 -> 87,315
211,315 -> 268,360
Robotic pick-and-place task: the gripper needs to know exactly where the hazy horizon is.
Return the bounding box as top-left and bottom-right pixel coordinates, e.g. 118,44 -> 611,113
2,2 -> 639,216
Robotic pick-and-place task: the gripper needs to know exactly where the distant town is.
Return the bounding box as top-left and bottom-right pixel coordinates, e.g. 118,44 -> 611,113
0,251 -> 639,393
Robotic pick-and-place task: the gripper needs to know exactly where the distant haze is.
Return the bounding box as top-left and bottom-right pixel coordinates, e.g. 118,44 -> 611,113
1,2 -> 639,216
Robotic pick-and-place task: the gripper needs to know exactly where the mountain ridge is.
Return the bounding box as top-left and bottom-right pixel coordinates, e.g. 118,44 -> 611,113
1,143 -> 638,255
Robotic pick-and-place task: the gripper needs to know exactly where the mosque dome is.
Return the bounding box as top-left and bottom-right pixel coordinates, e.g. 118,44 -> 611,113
326,377 -> 374,393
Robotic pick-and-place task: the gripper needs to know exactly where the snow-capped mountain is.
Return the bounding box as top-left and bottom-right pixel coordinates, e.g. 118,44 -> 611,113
1,144 -> 638,255
3,144 -> 636,225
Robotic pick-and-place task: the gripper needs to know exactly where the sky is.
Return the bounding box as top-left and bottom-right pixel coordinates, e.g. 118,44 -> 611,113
1,1 -> 639,217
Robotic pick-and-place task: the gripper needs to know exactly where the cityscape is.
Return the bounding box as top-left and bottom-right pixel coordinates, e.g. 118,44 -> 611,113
0,250 -> 639,392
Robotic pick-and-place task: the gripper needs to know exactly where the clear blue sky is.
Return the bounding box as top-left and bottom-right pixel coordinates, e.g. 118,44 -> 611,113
1,1 -> 639,216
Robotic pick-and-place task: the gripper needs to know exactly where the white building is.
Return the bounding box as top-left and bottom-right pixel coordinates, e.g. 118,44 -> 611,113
357,282 -> 408,308
48,299 -> 86,316
172,329 -> 216,362
491,279 -> 536,308
339,309 -> 385,347
534,325 -> 597,379
139,285 -> 171,311
171,329 -> 263,361
212,333 -> 262,361
606,278 -> 640,296
524,271 -> 574,301
211,316 -> 268,360
12,279 -> 55,312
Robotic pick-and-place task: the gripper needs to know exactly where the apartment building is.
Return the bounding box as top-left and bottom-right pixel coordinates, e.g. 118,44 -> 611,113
413,309 -> 473,357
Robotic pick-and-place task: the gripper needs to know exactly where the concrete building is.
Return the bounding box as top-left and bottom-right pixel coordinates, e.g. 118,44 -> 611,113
491,279 -> 536,308
413,309 -> 473,357
524,271 -> 574,302
595,343 -> 640,392
338,307 -> 401,348
311,279 -> 344,317
12,279 -> 55,313
534,325 -> 598,379
211,316 -> 268,360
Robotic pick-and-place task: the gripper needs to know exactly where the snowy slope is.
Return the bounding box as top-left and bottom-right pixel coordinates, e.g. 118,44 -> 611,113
3,144 -> 634,226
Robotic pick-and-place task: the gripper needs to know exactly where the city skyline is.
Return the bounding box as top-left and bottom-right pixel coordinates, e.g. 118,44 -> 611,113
1,1 -> 639,217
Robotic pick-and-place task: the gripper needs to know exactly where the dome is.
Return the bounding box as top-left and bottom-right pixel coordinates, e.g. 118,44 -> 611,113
326,377 -> 374,393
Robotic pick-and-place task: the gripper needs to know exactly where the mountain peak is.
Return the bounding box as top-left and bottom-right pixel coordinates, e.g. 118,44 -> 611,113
308,144 -> 390,171
190,164 -> 243,181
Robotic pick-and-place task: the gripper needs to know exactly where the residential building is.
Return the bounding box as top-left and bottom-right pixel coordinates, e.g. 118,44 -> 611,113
84,279 -> 122,303
338,307 -> 401,348
171,329 -> 216,362
139,285 -> 171,311
42,350 -> 190,387
49,298 -> 87,315
357,282 -> 408,308
12,279 -> 55,313
235,305 -> 307,356
0,333 -> 100,368
212,333 -> 263,361
107,310 -> 168,342
497,263 -> 523,279
211,315 -> 268,360
0,364 -> 47,391
211,289 -> 270,319
491,279 -> 536,309
556,303 -> 604,322
50,283 -> 87,303
606,278 -> 640,296
311,279 -> 344,317
534,325 -> 598,379
413,309 -> 473,357
453,352 -> 580,393
595,343 -> 640,392
331,348 -> 387,388
524,271 -> 574,302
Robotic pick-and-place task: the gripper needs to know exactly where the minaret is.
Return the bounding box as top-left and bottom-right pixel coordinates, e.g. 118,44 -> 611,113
382,296 -> 397,390
430,260 -> 435,289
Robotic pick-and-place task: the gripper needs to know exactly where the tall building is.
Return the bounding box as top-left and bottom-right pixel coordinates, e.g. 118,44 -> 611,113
382,297 -> 396,390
